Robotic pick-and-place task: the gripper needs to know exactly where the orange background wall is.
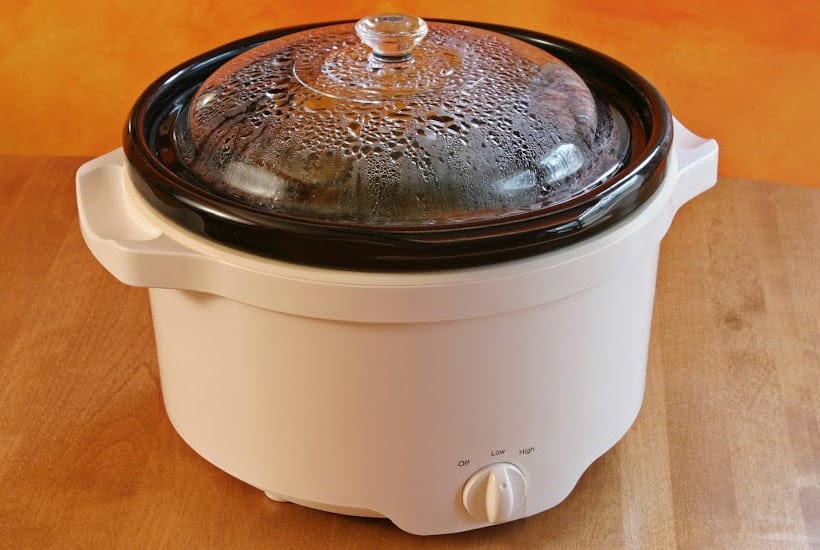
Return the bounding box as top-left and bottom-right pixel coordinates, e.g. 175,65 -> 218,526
1,0 -> 818,188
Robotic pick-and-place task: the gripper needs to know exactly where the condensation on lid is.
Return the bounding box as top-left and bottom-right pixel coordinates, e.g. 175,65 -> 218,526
173,14 -> 630,226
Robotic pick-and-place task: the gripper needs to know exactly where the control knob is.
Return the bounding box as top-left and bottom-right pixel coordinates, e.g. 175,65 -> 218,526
462,462 -> 526,523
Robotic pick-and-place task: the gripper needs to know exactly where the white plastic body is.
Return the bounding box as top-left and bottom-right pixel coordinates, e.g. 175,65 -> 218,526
76,120 -> 717,535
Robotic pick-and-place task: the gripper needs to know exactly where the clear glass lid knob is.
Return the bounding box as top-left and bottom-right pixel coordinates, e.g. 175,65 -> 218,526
355,14 -> 429,62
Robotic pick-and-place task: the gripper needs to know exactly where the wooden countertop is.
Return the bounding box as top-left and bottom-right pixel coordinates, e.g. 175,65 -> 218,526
1,155 -> 818,548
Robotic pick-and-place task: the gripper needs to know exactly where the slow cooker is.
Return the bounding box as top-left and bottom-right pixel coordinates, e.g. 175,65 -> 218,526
77,14 -> 718,535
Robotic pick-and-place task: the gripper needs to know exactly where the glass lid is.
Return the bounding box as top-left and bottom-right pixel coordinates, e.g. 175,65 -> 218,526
172,14 -> 630,226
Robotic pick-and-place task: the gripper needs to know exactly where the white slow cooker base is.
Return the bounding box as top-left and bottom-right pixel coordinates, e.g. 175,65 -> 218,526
76,119 -> 717,535
147,244 -> 657,534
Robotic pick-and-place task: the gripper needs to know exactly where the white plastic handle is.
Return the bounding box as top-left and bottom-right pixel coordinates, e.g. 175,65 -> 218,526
672,119 -> 719,210
76,149 -> 201,288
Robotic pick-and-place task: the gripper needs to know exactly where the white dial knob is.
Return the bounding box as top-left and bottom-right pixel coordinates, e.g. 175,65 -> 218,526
462,462 -> 527,523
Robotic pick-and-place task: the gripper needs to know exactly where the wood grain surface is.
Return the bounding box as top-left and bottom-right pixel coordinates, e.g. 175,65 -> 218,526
0,155 -> 818,548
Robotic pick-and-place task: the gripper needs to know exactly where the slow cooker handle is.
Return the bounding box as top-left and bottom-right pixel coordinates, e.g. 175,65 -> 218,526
76,149 -> 205,289
671,119 -> 719,210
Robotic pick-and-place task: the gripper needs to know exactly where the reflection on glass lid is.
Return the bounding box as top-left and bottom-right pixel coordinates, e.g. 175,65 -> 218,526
174,14 -> 629,226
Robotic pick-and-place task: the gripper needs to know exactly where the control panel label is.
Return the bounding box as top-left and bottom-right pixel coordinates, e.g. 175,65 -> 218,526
456,444 -> 535,469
